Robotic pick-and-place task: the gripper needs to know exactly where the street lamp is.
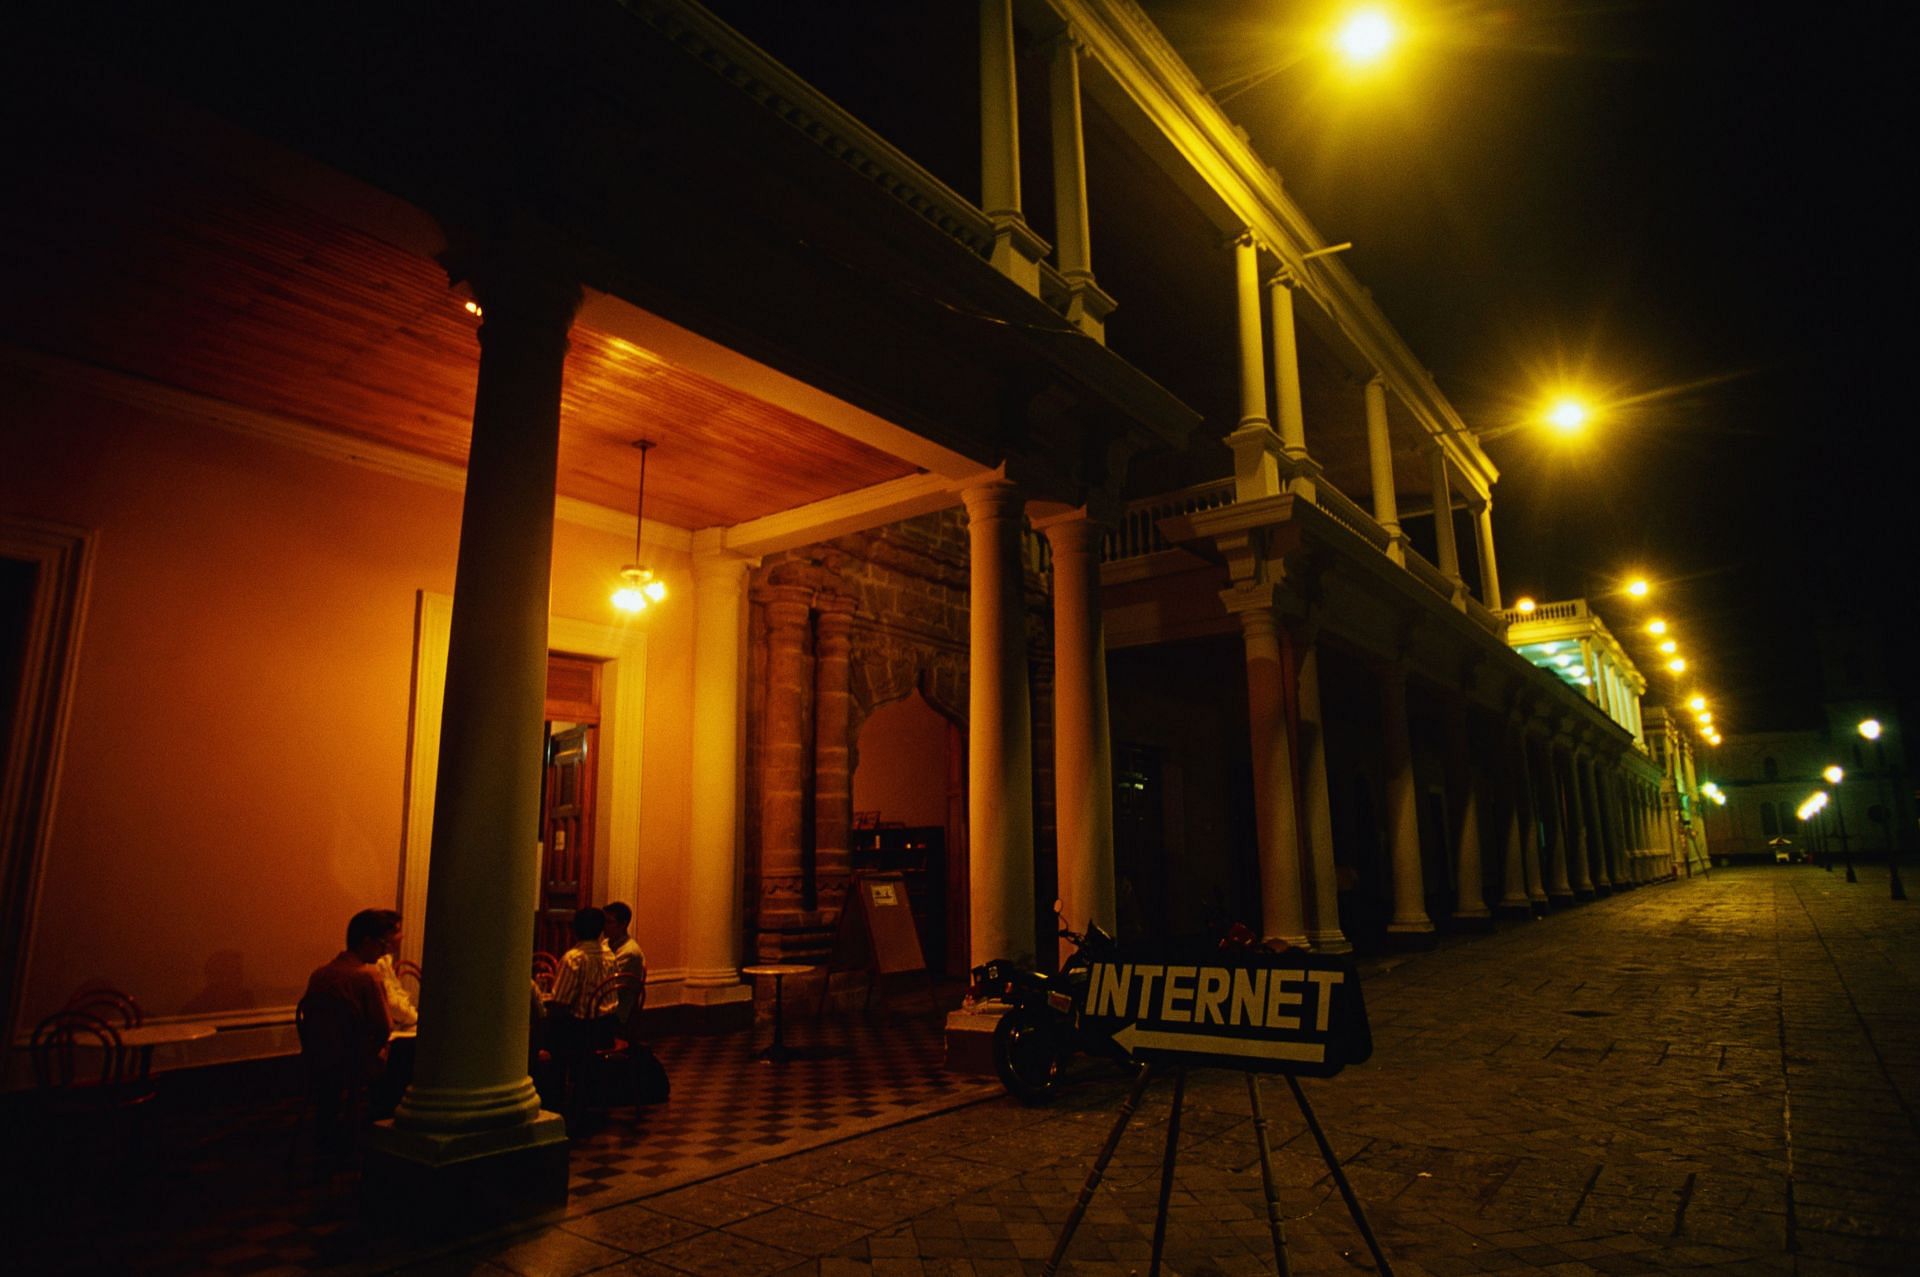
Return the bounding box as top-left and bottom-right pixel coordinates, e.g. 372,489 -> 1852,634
1857,718 -> 1904,900
1334,8 -> 1399,66
1824,766 -> 1856,882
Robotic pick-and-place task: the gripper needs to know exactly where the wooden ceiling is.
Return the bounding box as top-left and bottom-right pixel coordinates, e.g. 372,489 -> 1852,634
1,119 -> 917,530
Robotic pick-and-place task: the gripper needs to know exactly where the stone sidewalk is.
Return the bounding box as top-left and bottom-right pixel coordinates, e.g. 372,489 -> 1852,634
408,866 -> 1918,1276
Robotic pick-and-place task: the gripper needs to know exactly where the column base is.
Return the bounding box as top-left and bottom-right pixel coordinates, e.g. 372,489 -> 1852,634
1449,910 -> 1495,932
1307,928 -> 1352,954
1385,921 -> 1436,951
681,980 -> 753,1007
1548,892 -> 1576,909
1591,882 -> 1613,897
1496,901 -> 1534,921
1572,888 -> 1595,901
943,1004 -> 1007,1076
363,1111 -> 568,1238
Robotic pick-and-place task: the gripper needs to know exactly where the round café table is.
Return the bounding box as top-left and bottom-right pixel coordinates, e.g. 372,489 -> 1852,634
742,963 -> 814,1063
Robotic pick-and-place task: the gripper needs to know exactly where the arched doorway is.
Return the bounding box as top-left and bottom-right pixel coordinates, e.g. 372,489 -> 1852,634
851,688 -> 967,975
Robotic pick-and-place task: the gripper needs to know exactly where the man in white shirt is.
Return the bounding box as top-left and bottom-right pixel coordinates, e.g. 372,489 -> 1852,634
372,922 -> 417,1031
603,900 -> 647,1025
546,907 -> 617,1021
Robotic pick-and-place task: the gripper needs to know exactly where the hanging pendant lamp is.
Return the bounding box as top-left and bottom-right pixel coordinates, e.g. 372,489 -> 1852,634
612,439 -> 668,613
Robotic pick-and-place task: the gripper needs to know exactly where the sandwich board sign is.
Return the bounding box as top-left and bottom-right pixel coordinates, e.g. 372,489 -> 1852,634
1079,942 -> 1371,1078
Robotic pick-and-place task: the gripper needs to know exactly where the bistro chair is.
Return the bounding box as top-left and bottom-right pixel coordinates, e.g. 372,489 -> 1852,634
578,972 -> 665,1111
30,1009 -> 158,1176
64,986 -> 145,1029
531,951 -> 560,996
394,958 -> 423,999
289,992 -> 373,1182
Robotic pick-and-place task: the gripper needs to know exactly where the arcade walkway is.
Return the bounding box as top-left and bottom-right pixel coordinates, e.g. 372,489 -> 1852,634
21,868 -> 1918,1274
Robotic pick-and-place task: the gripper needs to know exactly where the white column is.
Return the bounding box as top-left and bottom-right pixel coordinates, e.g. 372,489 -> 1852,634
1587,755 -> 1614,891
684,547 -> 750,996
1043,514 -> 1116,949
1544,740 -> 1575,904
1364,376 -> 1404,563
979,0 -> 1045,293
1497,719 -> 1532,915
1474,502 -> 1502,610
388,262 -> 579,1153
1447,700 -> 1489,920
1047,33 -> 1115,340
1569,749 -> 1596,896
1428,448 -> 1461,583
1268,271 -> 1311,467
1379,662 -> 1433,939
1294,630 -> 1349,952
1237,602 -> 1308,947
965,480 -> 1036,964
1227,234 -> 1282,502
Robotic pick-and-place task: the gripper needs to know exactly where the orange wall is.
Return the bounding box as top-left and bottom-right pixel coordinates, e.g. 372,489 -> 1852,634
1,371 -> 693,1027
852,691 -> 951,829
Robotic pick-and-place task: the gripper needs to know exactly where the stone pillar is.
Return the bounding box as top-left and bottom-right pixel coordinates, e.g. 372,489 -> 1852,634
1428,449 -> 1462,584
1521,732 -> 1549,908
1496,718 -> 1532,917
979,0 -> 1045,292
1293,628 -> 1349,952
1584,753 -> 1612,892
1046,33 -> 1115,340
1543,739 -> 1574,905
1043,514 -> 1116,947
813,599 -> 856,923
756,584 -> 815,952
1268,269 -> 1315,497
1235,600 -> 1308,946
370,259 -> 580,1207
1474,502 -> 1502,611
965,480 -> 1036,965
684,547 -> 751,998
1567,748 -> 1595,898
1364,376 -> 1404,563
1378,661 -> 1433,941
1226,234 -> 1282,502
1445,699 -> 1490,922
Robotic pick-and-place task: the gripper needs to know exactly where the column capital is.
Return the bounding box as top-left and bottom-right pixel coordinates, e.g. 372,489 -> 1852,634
440,243 -> 582,343
1044,23 -> 1090,58
962,476 -> 1026,522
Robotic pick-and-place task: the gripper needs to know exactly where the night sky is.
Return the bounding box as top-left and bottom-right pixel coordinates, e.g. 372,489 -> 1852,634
1141,0 -> 1910,732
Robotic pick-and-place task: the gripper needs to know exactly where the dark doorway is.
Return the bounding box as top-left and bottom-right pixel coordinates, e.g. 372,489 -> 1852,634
536,653 -> 602,957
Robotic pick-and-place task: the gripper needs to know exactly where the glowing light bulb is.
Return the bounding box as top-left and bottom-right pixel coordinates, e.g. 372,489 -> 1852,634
1626,578 -> 1650,598
1859,718 -> 1883,740
1334,8 -> 1397,65
1545,397 -> 1589,433
1515,596 -> 1537,614
1667,657 -> 1687,673
1659,640 -> 1677,654
1823,765 -> 1843,784
1648,619 -> 1668,635
1687,695 -> 1707,712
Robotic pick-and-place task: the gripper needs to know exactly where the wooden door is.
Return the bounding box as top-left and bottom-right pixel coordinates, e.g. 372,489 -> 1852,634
535,653 -> 602,957
537,724 -> 595,957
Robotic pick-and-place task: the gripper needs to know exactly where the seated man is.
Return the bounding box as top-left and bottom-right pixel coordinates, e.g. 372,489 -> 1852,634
546,906 -> 618,1023
602,901 -> 647,1026
366,911 -> 416,1031
299,909 -> 396,1141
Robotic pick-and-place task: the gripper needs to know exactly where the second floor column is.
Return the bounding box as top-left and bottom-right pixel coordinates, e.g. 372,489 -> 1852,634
1268,268 -> 1317,499
1378,659 -> 1433,941
685,544 -> 751,997
979,0 -> 1046,292
377,253 -> 580,1195
1364,376 -> 1405,563
1474,500 -> 1502,610
1047,32 -> 1115,340
1042,512 -> 1117,950
965,479 -> 1036,964
1230,593 -> 1307,947
1227,233 -> 1282,501
1429,448 -> 1462,586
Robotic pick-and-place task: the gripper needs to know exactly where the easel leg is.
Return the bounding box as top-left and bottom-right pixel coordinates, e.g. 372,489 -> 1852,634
1246,1074 -> 1293,1277
1042,1064 -> 1156,1277
1148,1068 -> 1187,1277
1285,1074 -> 1393,1276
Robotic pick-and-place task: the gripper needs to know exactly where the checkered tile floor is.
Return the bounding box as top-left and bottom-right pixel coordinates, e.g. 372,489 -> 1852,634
10,1003 -> 998,1276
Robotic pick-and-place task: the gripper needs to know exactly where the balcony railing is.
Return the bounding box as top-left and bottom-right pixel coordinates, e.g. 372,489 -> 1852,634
1312,483 -> 1392,553
1404,546 -> 1458,604
1499,598 -> 1589,624
1103,478 -> 1236,562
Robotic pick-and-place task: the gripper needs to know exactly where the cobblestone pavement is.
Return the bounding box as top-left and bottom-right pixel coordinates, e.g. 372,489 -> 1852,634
403,867 -> 1917,1277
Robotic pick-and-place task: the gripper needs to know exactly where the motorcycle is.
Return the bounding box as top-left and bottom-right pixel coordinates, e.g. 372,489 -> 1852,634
968,904 -> 1129,1103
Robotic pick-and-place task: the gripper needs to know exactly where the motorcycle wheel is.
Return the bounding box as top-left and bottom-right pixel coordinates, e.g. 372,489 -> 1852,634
993,1006 -> 1063,1104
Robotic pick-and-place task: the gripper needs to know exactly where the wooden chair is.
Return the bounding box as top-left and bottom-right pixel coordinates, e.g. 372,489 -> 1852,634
64,987 -> 144,1029
394,959 -> 422,994
577,972 -> 664,1112
30,1009 -> 157,1174
289,993 -> 373,1181
531,951 -> 560,997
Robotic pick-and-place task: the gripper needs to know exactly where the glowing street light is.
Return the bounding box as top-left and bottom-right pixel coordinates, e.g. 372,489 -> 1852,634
1859,718 -> 1883,740
1824,765 -> 1844,785
1667,657 -> 1687,673
1687,695 -> 1707,713
1514,596 -> 1537,614
1333,7 -> 1398,66
1659,640 -> 1678,654
1544,396 -> 1589,434
1626,578 -> 1650,598
1647,619 -> 1668,636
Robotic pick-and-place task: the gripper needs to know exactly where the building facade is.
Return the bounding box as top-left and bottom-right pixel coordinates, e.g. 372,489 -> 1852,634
2,0 -> 1681,1209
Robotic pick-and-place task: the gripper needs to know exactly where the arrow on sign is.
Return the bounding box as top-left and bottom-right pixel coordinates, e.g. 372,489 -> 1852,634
1111,1022 -> 1327,1064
